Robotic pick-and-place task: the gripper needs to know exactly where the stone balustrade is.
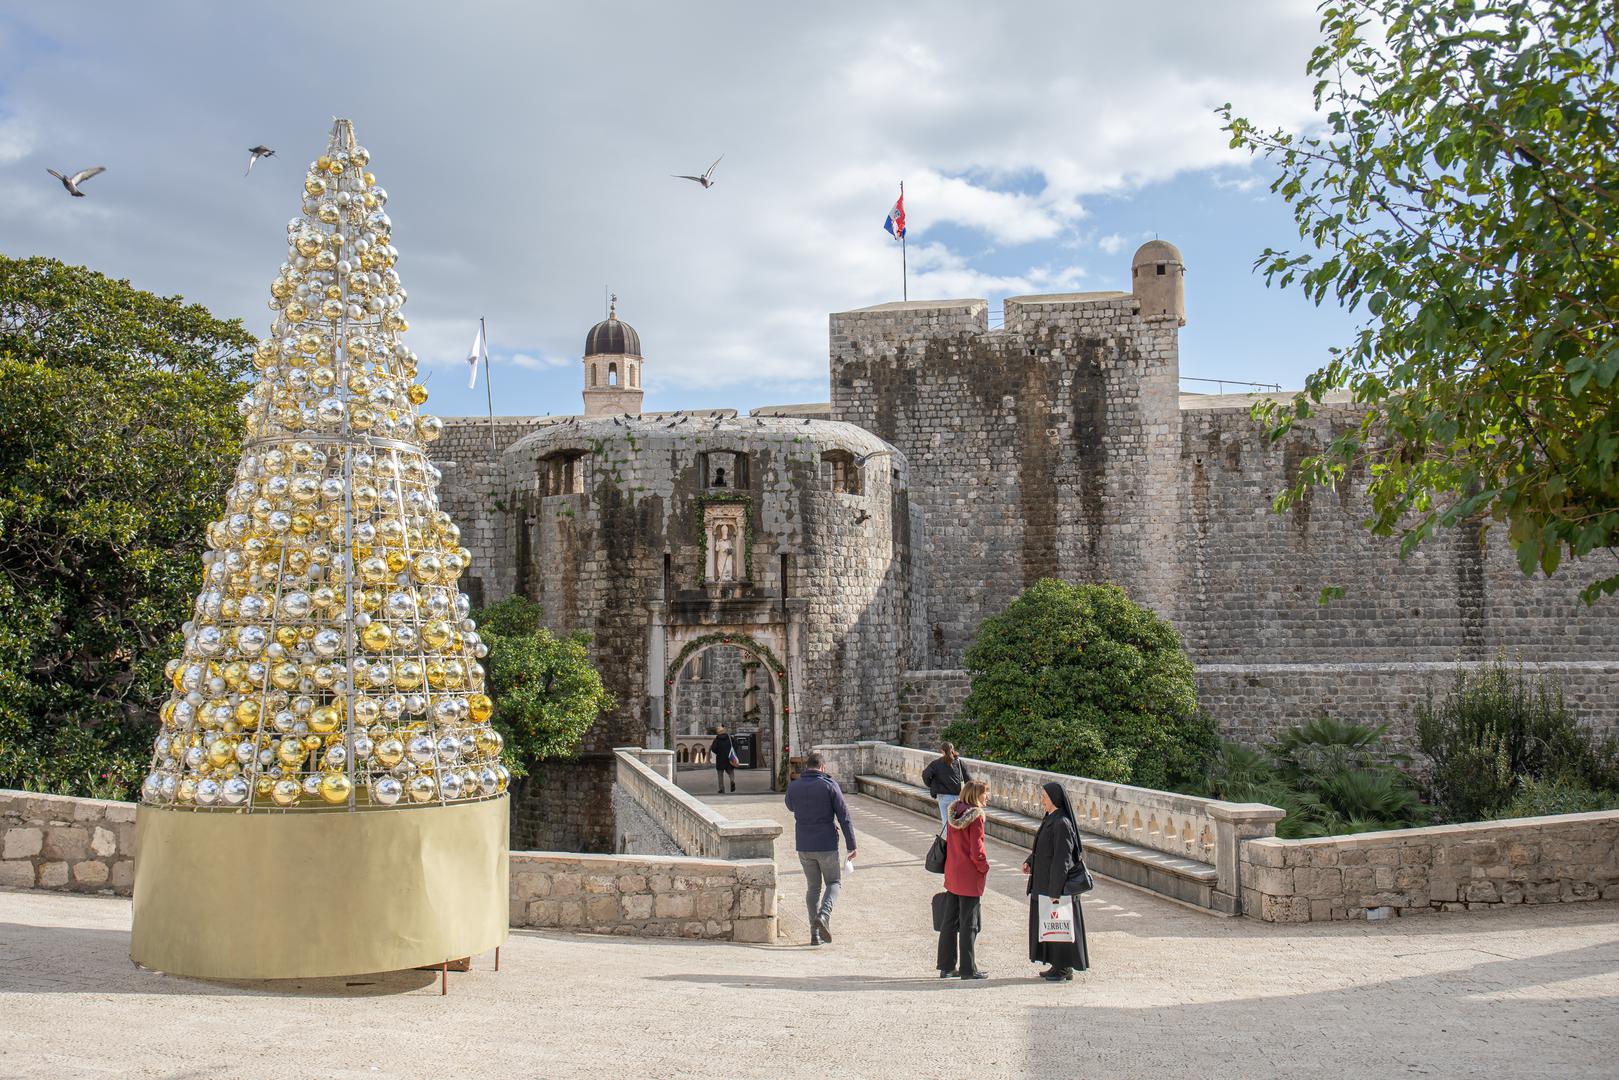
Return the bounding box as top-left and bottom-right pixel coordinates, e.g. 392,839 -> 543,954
613,748 -> 780,860
510,851 -> 776,942
1242,810 -> 1619,922
814,741 -> 1284,914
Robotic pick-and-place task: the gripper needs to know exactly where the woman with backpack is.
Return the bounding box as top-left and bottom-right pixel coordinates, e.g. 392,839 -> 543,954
936,780 -> 991,980
1022,781 -> 1090,981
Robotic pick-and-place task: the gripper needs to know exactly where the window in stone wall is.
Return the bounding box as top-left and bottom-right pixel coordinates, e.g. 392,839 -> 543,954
539,449 -> 587,496
822,449 -> 863,495
700,450 -> 748,490
608,362 -> 619,387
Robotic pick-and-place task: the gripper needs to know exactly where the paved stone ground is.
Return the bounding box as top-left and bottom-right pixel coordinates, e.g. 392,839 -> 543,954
1,791 -> 1616,1080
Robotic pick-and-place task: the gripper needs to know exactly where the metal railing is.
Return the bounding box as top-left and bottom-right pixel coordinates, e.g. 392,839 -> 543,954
1180,376 -> 1283,394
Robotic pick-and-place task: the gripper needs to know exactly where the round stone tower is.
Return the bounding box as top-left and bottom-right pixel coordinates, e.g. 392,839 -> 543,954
582,298 -> 645,416
1131,240 -> 1186,326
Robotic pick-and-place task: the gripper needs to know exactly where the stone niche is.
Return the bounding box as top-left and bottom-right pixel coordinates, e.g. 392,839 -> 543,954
703,502 -> 749,587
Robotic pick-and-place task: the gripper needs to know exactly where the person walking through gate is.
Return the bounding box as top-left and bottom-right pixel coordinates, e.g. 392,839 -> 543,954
921,742 -> 972,828
711,726 -> 737,794
937,780 -> 991,980
784,752 -> 857,946
1022,781 -> 1090,981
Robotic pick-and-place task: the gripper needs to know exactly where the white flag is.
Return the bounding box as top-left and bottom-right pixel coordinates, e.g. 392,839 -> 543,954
466,322 -> 486,389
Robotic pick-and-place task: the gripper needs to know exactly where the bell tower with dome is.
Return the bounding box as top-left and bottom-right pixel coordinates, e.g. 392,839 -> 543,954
582,297 -> 645,417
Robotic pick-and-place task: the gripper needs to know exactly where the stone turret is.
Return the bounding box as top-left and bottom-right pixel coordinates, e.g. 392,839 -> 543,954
1131,239 -> 1186,326
582,298 -> 645,416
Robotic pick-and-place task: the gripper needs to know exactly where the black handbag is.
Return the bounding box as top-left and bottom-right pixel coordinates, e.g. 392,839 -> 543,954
931,891 -> 949,931
1063,839 -> 1095,895
925,830 -> 948,874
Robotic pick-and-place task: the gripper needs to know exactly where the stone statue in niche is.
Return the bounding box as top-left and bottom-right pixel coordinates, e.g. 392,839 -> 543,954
716,526 -> 736,581
703,502 -> 748,584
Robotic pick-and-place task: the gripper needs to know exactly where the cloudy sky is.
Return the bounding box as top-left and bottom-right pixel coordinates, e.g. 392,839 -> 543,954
0,1 -> 1356,418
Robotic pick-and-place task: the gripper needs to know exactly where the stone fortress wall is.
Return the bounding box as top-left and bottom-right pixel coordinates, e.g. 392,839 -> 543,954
433,240 -> 1619,851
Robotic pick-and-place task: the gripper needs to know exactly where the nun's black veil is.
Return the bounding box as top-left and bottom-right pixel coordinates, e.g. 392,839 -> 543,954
1042,781 -> 1082,855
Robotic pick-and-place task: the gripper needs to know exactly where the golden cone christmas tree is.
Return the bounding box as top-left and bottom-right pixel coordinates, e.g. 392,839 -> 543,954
131,119 -> 509,980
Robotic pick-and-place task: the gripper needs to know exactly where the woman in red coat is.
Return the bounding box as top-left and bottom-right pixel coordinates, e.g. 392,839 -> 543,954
937,780 -> 992,979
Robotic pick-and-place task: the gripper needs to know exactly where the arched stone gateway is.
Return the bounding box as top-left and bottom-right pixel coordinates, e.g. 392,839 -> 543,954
659,629 -> 794,788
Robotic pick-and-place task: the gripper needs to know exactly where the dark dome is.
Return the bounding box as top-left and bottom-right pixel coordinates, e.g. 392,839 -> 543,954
585,303 -> 641,357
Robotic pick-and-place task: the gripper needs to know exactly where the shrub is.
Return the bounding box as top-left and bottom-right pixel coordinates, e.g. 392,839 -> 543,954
1196,719 -> 1424,839
473,597 -> 612,782
942,579 -> 1213,789
1416,657 -> 1613,822
1493,774 -> 1619,820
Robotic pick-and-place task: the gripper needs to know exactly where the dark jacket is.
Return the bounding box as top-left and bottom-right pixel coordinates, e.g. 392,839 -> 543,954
784,769 -> 856,854
944,803 -> 990,897
921,755 -> 971,796
1025,812 -> 1081,899
710,733 -> 735,765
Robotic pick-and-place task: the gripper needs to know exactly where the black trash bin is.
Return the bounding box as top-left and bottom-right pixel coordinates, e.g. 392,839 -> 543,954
730,731 -> 756,769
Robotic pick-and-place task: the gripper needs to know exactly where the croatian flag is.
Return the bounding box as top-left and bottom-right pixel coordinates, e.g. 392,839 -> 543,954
883,190 -> 906,241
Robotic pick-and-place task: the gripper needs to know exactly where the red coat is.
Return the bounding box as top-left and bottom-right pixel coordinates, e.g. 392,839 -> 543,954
944,804 -> 990,897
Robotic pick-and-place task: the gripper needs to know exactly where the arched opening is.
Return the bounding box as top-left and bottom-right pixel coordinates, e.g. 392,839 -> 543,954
700,450 -> 749,490
664,633 -> 788,791
608,362 -> 619,387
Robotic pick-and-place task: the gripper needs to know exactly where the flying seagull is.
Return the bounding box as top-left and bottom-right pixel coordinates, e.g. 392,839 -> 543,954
47,166 -> 105,197
245,145 -> 276,176
673,154 -> 723,189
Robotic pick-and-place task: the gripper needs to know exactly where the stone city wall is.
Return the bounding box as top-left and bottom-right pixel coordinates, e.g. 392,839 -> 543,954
509,851 -> 777,942
896,669 -> 971,749
1241,810 -> 1619,923
507,755 -> 617,853
434,416 -> 546,607
0,791 -> 136,895
1176,399 -> 1619,672
831,293 -> 1182,668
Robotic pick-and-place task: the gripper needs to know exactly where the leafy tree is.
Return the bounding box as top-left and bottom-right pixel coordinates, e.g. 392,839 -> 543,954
1221,1 -> 1619,602
0,255 -> 254,799
472,597 -> 611,782
943,579 -> 1212,790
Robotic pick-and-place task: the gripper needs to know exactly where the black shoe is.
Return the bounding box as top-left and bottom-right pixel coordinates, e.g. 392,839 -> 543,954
730,784 -> 736,792
961,970 -> 990,980
1037,966 -> 1059,979
1040,968 -> 1074,982
809,930 -> 823,947
814,914 -> 833,943
939,969 -> 958,978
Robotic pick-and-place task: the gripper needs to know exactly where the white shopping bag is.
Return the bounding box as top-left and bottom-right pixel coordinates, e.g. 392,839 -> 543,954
1038,895 -> 1075,943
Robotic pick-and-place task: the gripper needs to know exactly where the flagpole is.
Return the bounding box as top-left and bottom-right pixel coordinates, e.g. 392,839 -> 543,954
481,316 -> 497,468
900,180 -> 907,302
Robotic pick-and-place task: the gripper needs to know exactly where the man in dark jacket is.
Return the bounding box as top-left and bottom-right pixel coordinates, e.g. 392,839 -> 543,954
710,726 -> 736,794
784,752 -> 857,946
921,742 -> 972,828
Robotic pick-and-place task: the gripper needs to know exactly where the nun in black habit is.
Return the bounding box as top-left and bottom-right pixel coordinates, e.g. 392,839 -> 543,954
1022,780 -> 1090,980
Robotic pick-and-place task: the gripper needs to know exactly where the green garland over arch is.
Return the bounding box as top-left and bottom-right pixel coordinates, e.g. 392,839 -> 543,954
664,630 -> 790,786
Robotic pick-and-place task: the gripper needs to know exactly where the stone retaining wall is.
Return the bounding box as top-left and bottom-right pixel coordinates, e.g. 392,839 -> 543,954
1241,811 -> 1619,923
509,851 -> 777,942
613,748 -> 780,860
1,791 -> 135,895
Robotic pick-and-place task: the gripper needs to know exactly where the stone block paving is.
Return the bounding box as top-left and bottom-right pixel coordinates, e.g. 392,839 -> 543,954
2,792 -> 1617,1079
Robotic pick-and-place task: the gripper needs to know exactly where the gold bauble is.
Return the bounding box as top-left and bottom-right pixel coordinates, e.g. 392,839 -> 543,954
411,553 -> 442,583
310,365 -> 337,389
394,660 -> 423,690
270,778 -> 300,806
177,779 -> 197,804
468,694 -> 493,723
277,738 -> 307,767
360,623 -> 393,651
284,300 -> 309,322
315,250 -> 338,271
424,660 -> 447,689
276,626 -> 300,648
271,662 -> 300,691
207,738 -> 235,768
234,698 -> 261,726
353,696 -> 381,724
309,705 -> 340,733
408,775 -> 436,803
407,384 -> 429,405
359,557 -> 388,585
385,551 -> 408,574
374,737 -> 405,767
304,175 -> 327,197
318,773 -> 352,805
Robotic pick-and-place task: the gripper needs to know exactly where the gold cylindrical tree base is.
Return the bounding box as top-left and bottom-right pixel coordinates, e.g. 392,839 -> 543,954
131,796 -> 509,980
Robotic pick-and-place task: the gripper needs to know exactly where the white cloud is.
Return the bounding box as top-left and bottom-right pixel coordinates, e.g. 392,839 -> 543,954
0,0 -> 1327,407
1097,233 -> 1128,255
